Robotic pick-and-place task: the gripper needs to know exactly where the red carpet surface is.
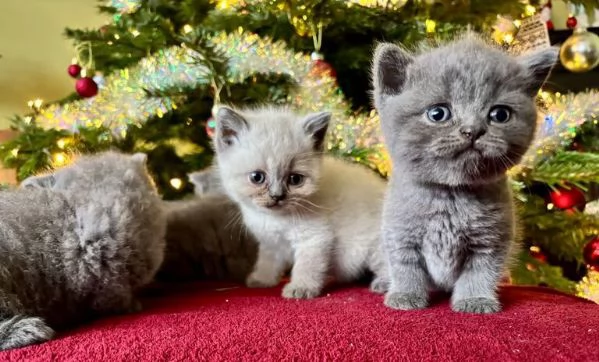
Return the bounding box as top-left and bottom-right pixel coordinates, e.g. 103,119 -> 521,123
1,283 -> 598,362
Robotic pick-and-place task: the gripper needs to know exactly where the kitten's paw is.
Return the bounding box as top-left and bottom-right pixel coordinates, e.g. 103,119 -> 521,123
452,297 -> 501,314
384,292 -> 428,310
245,273 -> 279,288
369,277 -> 389,294
0,316 -> 55,351
282,283 -> 321,299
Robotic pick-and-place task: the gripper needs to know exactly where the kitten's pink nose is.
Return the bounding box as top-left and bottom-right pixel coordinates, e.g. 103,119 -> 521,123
459,127 -> 485,141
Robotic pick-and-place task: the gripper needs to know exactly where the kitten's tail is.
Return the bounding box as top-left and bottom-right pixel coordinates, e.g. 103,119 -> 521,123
0,315 -> 54,351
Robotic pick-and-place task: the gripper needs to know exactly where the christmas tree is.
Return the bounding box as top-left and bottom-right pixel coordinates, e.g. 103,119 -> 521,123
0,0 -> 598,300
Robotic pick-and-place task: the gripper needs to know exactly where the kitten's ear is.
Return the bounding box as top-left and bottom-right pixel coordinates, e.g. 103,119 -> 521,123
215,106 -> 248,151
188,170 -> 211,195
518,46 -> 559,96
20,173 -> 56,189
302,112 -> 331,151
131,152 -> 148,164
372,43 -> 413,108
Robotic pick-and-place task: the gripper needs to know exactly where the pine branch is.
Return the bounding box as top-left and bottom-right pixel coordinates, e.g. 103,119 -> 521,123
517,196 -> 599,265
530,151 -> 599,186
510,251 -> 577,294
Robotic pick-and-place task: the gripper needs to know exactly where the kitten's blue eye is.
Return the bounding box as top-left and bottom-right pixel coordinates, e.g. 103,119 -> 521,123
489,106 -> 511,123
249,171 -> 266,185
288,173 -> 304,186
426,105 -> 452,123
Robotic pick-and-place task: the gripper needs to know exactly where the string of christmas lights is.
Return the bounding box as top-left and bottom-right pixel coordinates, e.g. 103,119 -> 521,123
576,270 -> 599,304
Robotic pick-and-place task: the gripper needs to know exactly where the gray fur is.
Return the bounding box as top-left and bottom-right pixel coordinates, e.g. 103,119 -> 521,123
372,34 -> 558,313
214,106 -> 389,299
0,151 -> 166,350
188,168 -> 224,196
158,172 -> 258,282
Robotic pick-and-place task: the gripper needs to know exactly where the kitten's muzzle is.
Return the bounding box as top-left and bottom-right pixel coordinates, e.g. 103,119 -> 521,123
459,126 -> 486,141
265,193 -> 286,208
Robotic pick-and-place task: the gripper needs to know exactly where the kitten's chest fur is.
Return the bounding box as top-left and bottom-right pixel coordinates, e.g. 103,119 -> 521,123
387,178 -> 514,290
241,207 -> 299,259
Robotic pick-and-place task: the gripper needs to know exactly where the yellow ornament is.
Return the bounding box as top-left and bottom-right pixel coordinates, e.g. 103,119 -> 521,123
559,28 -> 599,73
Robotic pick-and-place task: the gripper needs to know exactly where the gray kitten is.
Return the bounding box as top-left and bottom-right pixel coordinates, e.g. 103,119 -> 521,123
372,34 -> 558,313
157,169 -> 257,283
214,107 -> 388,299
188,168 -> 224,195
0,151 -> 166,350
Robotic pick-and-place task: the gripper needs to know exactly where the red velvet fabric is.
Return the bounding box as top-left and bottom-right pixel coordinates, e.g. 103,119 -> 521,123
1,283 -> 598,361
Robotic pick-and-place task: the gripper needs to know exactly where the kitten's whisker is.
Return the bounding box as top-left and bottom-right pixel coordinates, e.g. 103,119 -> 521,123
299,198 -> 329,211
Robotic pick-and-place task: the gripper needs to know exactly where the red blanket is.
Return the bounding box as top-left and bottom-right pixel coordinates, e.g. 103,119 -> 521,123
1,283 -> 597,361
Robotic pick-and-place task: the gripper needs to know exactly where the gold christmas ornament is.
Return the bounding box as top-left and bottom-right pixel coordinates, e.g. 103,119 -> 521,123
559,28 -> 599,73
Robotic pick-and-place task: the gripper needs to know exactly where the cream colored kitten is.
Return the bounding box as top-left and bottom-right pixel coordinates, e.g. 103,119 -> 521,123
213,106 -> 388,299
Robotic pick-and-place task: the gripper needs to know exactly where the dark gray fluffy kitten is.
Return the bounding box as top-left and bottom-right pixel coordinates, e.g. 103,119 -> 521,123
0,151 -> 166,350
157,168 -> 257,283
372,34 -> 558,313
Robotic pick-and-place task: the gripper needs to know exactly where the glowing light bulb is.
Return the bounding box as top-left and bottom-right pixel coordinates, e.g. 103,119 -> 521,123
183,24 -> 193,34
524,5 -> 536,16
52,152 -> 67,167
425,19 -> 436,33
502,34 -> 514,44
170,178 -> 183,190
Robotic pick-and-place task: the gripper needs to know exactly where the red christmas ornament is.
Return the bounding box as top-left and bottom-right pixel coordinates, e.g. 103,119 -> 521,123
570,142 -> 584,151
75,77 -> 99,98
309,52 -> 337,79
583,237 -> 599,271
205,117 -> 216,138
68,64 -> 82,78
530,246 -> 547,263
566,16 -> 577,29
546,20 -> 554,31
549,186 -> 586,211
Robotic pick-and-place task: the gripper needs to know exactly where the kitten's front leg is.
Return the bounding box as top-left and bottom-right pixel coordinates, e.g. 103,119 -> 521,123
451,244 -> 506,314
246,242 -> 286,288
383,225 -> 429,310
282,227 -> 333,299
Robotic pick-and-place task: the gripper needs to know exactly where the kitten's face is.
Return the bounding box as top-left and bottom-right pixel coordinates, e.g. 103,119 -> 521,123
373,36 -> 558,186
214,107 -> 331,214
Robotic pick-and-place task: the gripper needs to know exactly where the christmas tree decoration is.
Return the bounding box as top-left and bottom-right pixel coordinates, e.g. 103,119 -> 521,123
559,28 -> 599,73
530,246 -> 548,263
512,90 -> 599,171
29,31 -> 388,174
546,20 -> 554,31
92,72 -> 106,89
67,64 -> 82,78
549,186 -> 586,211
583,237 -> 599,271
169,177 -> 184,190
309,52 -> 337,79
205,117 -> 216,138
75,77 -> 99,98
566,15 -> 577,29
111,0 -> 142,14
576,270 -> 599,303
